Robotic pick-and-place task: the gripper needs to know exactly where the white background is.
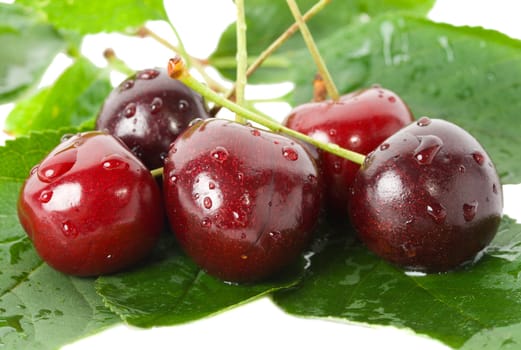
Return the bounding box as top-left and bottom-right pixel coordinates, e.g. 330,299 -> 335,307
1,1 -> 521,349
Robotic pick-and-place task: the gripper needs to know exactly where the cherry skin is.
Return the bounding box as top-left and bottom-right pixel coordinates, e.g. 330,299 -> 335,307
284,86 -> 414,215
348,117 -> 503,272
17,131 -> 164,276
163,119 -> 322,283
96,67 -> 210,169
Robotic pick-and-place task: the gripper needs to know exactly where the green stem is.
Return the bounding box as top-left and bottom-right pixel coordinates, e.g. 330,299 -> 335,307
168,58 -> 365,165
103,48 -> 135,76
235,0 -> 248,123
150,167 -> 164,178
286,0 -> 339,101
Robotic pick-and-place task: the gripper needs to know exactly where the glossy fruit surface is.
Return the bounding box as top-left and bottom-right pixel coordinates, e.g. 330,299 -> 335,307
163,119 -> 322,283
96,67 -> 210,169
284,86 -> 414,215
17,131 -> 164,276
348,117 -> 503,272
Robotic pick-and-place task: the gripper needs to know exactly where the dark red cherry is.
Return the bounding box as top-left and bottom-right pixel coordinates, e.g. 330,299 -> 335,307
17,131 -> 163,276
348,118 -> 503,272
96,67 -> 210,169
163,119 -> 322,283
284,86 -> 413,215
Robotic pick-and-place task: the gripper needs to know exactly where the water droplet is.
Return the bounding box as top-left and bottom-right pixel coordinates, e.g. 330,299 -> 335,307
137,69 -> 159,80
237,172 -> 244,183
240,232 -> 246,239
414,135 -> 443,165
60,133 -> 75,142
493,183 -> 498,194
240,254 -> 248,260
426,202 -> 447,224
102,155 -> 129,170
131,145 -> 144,159
208,181 -> 216,190
463,201 -> 478,222
38,149 -> 78,183
380,143 -> 390,151
307,174 -> 318,185
123,102 -> 137,118
189,118 -> 203,127
241,193 -> 251,206
282,146 -> 298,161
30,165 -> 39,176
211,146 -> 229,162
201,217 -> 211,228
459,165 -> 466,173
150,97 -> 163,114
232,211 -> 240,220
268,201 -> 273,207
250,129 -> 261,137
203,197 -> 213,209
39,190 -> 53,203
178,99 -> 189,112
62,220 -> 79,238
416,116 -> 431,127
472,152 -> 485,166
120,79 -> 134,91
268,230 -> 280,238
168,173 -> 178,185
329,129 -> 337,136
159,152 -> 168,161
388,96 -> 396,103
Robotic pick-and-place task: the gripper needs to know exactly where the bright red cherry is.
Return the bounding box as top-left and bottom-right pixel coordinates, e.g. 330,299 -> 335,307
163,119 -> 322,283
96,67 -> 210,169
348,118 -> 503,272
17,131 -> 164,276
284,86 -> 414,215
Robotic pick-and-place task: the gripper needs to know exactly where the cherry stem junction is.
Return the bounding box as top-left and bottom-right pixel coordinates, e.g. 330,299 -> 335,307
286,0 -> 339,101
210,0 -> 331,117
168,57 -> 365,166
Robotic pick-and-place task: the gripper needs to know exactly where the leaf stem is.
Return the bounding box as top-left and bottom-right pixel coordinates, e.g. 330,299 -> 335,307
286,0 -> 339,101
168,57 -> 364,165
210,0 -> 331,117
235,0 -> 248,123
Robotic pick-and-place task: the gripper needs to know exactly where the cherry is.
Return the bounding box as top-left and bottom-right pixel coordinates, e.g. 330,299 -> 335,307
96,67 -> 210,169
348,117 -> 503,272
284,86 -> 414,215
163,119 -> 322,283
17,131 -> 164,276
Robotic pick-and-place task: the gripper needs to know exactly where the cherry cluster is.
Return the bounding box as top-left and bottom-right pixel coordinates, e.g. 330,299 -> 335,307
17,66 -> 503,283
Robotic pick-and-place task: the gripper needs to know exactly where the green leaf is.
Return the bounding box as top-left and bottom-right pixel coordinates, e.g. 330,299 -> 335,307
285,15 -> 521,184
0,130 -> 119,350
0,3 -> 66,103
5,57 -> 112,136
96,235 -> 304,327
273,216 -> 521,349
16,0 -> 167,34
210,0 -> 435,83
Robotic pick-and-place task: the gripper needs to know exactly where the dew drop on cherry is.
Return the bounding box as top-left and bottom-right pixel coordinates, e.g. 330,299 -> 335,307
250,129 -> 261,137
189,118 -> 203,127
102,155 -> 129,170
426,202 -> 447,224
414,135 -> 443,165
137,69 -> 159,80
30,165 -> 39,176
178,100 -> 189,112
120,80 -> 134,91
203,197 -> 213,209
388,96 -> 396,103
380,143 -> 390,151
150,97 -> 163,114
459,165 -> 466,173
60,133 -> 75,143
208,181 -> 216,190
282,146 -> 299,161
473,152 -> 485,166
61,221 -> 78,238
211,146 -> 229,162
493,183 -> 498,194
39,190 -> 53,203
123,102 -> 137,118
201,217 -> 212,228
463,201 -> 478,222
38,149 -> 78,183
416,116 -> 432,127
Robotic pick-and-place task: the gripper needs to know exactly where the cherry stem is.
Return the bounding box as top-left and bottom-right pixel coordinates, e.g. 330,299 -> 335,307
138,26 -> 227,93
210,0 -> 331,117
235,0 -> 248,123
286,0 -> 339,101
103,48 -> 135,76
150,167 -> 164,178
168,57 -> 365,165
